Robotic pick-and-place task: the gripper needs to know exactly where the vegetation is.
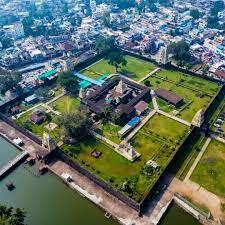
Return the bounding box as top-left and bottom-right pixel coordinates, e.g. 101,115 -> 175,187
106,51 -> 127,73
168,40 -> 191,66
147,69 -> 219,122
81,55 -> 156,81
0,69 -> 21,95
60,109 -> 92,141
62,114 -> 188,202
191,140 -> 225,198
95,36 -> 115,54
190,9 -> 200,20
57,71 -> 79,95
0,205 -> 25,225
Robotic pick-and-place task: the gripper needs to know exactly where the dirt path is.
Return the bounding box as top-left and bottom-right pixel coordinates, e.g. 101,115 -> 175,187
184,137 -> 211,182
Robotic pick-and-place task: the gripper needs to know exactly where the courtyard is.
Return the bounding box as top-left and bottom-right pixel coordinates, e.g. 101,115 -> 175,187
80,55 -> 157,81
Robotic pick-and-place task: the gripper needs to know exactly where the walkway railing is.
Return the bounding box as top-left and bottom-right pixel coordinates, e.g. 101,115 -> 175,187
0,151 -> 28,179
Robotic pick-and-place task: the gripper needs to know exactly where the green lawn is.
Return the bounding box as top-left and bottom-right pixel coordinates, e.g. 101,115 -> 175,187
96,122 -> 121,144
15,109 -> 61,141
191,140 -> 225,198
62,114 -> 189,202
50,95 -> 80,114
81,55 -> 156,81
148,76 -> 212,122
156,70 -> 220,96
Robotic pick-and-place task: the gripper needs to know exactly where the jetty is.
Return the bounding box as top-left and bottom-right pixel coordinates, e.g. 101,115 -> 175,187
0,151 -> 29,180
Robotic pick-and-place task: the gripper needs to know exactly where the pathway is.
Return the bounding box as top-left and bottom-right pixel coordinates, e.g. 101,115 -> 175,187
138,67 -> 161,83
16,91 -> 65,118
158,110 -> 192,127
210,132 -> 225,144
151,94 -> 159,111
184,137 -> 211,182
123,109 -> 157,142
0,150 -> 28,180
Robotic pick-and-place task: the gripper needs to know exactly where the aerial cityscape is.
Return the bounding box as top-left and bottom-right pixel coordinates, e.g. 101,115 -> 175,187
0,0 -> 225,224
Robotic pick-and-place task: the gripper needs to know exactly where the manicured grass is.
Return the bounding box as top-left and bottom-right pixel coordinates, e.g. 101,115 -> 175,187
62,114 -> 189,202
15,109 -> 61,141
148,76 -> 212,122
81,55 -> 156,81
156,70 -> 220,96
96,122 -> 121,144
157,98 -> 174,113
50,95 -> 80,114
173,134 -> 206,180
191,140 -> 225,198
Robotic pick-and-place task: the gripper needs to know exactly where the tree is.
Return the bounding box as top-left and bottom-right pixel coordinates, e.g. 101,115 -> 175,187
168,40 -> 191,63
0,69 -> 21,95
95,36 -> 115,54
60,110 -> 92,141
210,0 -> 224,16
103,13 -> 111,28
190,9 -> 200,20
207,16 -> 219,29
106,51 -> 127,73
57,71 -> 79,95
0,205 -> 25,225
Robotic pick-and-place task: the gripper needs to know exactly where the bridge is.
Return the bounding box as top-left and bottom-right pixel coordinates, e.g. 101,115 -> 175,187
0,151 -> 29,180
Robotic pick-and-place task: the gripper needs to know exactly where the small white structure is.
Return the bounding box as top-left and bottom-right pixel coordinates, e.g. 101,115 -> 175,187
42,132 -> 57,152
191,109 -> 205,127
117,142 -> 140,161
13,137 -> 24,146
79,88 -> 86,99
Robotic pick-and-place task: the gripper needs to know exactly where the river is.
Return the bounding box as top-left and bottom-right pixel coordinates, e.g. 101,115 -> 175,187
0,136 -> 200,225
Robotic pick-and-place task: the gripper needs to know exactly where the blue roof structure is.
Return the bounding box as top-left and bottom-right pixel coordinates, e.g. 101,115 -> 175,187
74,72 -> 105,86
128,116 -> 140,126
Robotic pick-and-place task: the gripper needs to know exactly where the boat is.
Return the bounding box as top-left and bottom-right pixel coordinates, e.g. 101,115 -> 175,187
6,182 -> 15,191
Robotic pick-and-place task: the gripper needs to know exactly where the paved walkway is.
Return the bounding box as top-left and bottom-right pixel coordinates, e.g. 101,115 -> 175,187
184,137 -> 211,182
16,91 -> 65,118
138,68 -> 161,83
0,119 -> 45,157
158,110 -> 191,127
123,109 -> 157,142
210,133 -> 225,144
151,95 -> 159,111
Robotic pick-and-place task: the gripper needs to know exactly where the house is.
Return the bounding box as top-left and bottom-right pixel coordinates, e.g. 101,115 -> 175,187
11,105 -> 22,114
25,94 -> 38,104
155,88 -> 183,107
29,110 -> 46,124
134,101 -> 148,116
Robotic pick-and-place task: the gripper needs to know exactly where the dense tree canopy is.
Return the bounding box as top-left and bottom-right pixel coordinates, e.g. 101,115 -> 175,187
0,69 -> 21,95
168,40 -> 191,64
106,51 -> 127,72
190,9 -> 200,20
0,205 -> 26,225
60,110 -> 92,140
57,71 -> 79,95
95,36 -> 115,54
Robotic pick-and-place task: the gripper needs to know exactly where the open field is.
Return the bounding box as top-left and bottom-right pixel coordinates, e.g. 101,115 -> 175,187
15,95 -> 80,141
50,95 -> 80,114
62,114 -> 189,202
146,70 -> 220,122
191,140 -> 225,198
80,55 -> 156,81
156,70 -> 220,96
15,108 -> 61,141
